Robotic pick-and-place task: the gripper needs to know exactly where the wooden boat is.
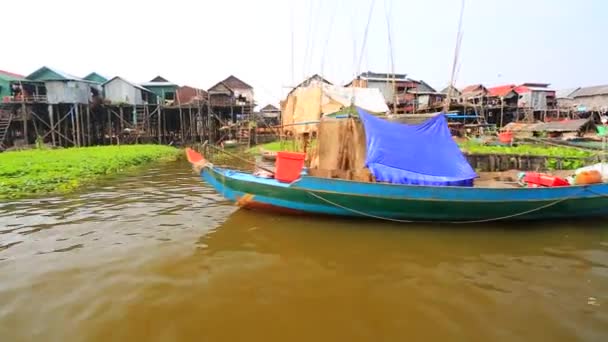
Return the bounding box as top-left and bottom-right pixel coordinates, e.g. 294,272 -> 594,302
186,148 -> 608,223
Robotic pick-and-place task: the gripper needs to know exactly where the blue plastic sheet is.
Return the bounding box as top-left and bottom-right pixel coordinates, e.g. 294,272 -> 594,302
357,108 -> 477,186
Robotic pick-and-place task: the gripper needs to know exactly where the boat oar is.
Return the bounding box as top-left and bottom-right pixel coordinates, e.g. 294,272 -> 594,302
204,141 -> 276,175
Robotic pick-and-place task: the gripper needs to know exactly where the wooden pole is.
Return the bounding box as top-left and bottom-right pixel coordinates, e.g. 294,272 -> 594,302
21,102 -> 28,145
75,104 -> 81,147
86,105 -> 91,146
48,104 -> 56,146
162,105 -> 167,143
189,105 -> 194,142
500,96 -> 505,127
177,89 -> 185,143
207,93 -> 213,144
108,106 -> 112,145
157,104 -> 162,144
119,106 -> 124,132
70,105 -> 77,146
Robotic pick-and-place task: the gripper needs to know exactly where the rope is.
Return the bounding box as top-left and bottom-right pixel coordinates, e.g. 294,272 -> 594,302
306,189 -> 588,224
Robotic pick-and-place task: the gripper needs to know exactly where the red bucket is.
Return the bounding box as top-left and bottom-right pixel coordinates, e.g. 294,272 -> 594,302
275,151 -> 306,183
498,131 -> 513,144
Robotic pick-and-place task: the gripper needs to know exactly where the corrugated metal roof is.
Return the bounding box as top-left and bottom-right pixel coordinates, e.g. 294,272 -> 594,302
440,85 -> 461,95
571,85 -> 608,98
556,88 -> 580,99
27,66 -> 84,81
359,71 -> 408,80
0,69 -> 28,81
141,82 -> 177,87
260,104 -> 279,112
83,72 -> 108,84
487,84 -> 516,97
103,76 -> 154,93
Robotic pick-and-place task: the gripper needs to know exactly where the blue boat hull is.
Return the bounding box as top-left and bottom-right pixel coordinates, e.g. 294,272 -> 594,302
200,166 -> 608,223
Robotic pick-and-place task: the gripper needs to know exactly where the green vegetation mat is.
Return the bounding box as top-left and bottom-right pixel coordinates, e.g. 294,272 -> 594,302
0,145 -> 180,199
458,141 -> 594,158
459,141 -> 597,170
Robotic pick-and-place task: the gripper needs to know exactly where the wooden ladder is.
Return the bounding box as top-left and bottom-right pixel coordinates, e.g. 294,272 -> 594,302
134,106 -> 147,133
0,111 -> 13,151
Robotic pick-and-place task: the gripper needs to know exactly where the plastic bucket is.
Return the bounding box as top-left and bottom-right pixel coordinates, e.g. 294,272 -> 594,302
275,151 -> 306,183
498,131 -> 513,144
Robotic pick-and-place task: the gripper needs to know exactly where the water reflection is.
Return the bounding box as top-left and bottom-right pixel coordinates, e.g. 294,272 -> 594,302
0,160 -> 607,341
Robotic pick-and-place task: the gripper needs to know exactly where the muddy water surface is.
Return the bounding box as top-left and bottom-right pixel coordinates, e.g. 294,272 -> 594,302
1,160 -> 607,341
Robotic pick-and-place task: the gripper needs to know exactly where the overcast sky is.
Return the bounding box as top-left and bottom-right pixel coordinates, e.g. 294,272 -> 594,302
3,0 -> 606,108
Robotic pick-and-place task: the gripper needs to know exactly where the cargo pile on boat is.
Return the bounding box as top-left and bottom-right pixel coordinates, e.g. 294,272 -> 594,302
517,162 -> 608,188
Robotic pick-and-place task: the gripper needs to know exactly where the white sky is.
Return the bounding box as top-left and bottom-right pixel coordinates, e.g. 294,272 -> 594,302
3,0 -> 607,108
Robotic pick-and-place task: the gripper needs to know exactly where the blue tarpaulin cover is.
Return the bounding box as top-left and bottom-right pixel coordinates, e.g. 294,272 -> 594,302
357,108 -> 477,186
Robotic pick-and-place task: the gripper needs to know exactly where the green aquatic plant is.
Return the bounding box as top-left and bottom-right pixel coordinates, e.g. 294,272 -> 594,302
458,141 -> 594,158
459,141 -> 595,170
0,145 -> 180,199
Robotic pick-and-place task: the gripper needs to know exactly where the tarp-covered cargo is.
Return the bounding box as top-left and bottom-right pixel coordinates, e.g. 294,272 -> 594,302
358,108 -> 477,186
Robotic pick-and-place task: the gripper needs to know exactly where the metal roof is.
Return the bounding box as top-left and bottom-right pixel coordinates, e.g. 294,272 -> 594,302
358,71 -> 408,80
487,84 -> 516,97
260,104 -> 279,112
555,88 -> 580,99
83,72 -> 109,84
27,66 -> 84,81
0,69 -> 28,81
141,81 -> 178,87
571,85 -> 608,98
103,76 -> 154,93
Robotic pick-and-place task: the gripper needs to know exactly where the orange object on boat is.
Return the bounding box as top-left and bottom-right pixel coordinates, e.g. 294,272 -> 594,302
498,131 -> 513,143
574,170 -> 602,185
275,151 -> 306,183
185,148 -> 205,164
523,172 -> 570,187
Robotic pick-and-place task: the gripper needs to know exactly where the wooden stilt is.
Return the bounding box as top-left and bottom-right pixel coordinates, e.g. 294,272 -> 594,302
70,105 -> 77,146
119,106 -> 124,132
75,104 -> 81,147
188,105 -> 193,142
21,101 -> 28,145
48,104 -> 56,146
108,106 -> 112,145
157,105 -> 162,144
86,105 -> 91,146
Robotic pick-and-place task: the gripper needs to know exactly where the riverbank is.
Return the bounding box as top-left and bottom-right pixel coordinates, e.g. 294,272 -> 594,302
0,145 -> 180,199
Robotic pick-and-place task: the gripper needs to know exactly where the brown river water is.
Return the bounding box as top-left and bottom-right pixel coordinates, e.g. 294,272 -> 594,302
1,159 -> 608,341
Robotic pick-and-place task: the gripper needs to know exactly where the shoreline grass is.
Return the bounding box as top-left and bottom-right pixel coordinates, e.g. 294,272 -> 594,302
0,145 -> 180,199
